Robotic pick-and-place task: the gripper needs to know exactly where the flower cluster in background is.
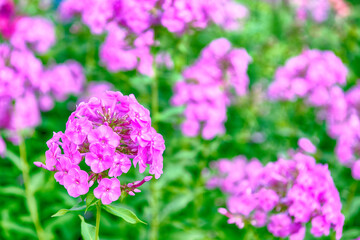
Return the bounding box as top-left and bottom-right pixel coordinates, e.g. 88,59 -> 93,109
171,38 -> 251,140
268,49 -> 360,179
35,91 -> 165,204
327,83 -> 360,180
268,49 -> 348,106
267,0 -> 350,22
0,3 -> 85,157
292,0 -> 332,22
58,0 -> 248,76
207,139 -> 344,240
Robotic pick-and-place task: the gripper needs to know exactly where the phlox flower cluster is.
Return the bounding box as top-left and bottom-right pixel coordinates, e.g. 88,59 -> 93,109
287,0 -> 349,23
100,22 -> 154,76
35,91 -> 165,204
264,0 -> 349,22
160,0 -> 248,33
268,49 -> 347,108
59,0 -> 247,34
58,0 -> 247,76
10,16 -> 56,54
268,49 -> 360,179
171,38 -> 251,139
0,43 -> 85,150
207,139 -> 344,240
0,12 -> 85,157
326,83 -> 360,180
291,0 -> 331,23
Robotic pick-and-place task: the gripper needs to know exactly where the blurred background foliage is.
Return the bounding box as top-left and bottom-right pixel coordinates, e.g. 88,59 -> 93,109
1,0 -> 360,239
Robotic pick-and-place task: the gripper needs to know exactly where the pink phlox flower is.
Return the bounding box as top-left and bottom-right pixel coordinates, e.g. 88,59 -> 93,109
65,116 -> 93,145
54,156 -> 79,185
108,153 -> 131,177
85,143 -> 114,173
88,125 -> 120,148
63,167 -> 90,197
94,178 -> 121,204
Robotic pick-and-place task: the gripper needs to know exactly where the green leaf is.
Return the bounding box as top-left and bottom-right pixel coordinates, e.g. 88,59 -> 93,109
51,202 -> 86,217
0,186 -> 25,197
79,215 -> 97,240
102,204 -> 146,224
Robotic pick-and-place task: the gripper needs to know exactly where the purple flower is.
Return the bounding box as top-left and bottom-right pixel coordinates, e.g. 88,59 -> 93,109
85,143 -> 114,173
311,216 -> 330,237
256,188 -> 279,212
298,137 -> 316,153
108,153 -> 131,177
45,142 -> 61,168
65,117 -> 93,145
42,61 -> 85,102
10,17 -> 55,53
88,125 -> 120,148
63,167 -> 90,198
54,156 -> 77,185
208,139 -> 344,239
94,178 -> 121,205
0,43 -> 85,149
38,91 -> 165,200
292,0 -> 331,23
268,214 -> 293,237
171,38 -> 250,139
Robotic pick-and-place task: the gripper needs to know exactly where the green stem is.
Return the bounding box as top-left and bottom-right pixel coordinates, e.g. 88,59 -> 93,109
149,181 -> 159,240
151,68 -> 159,130
19,140 -> 45,240
149,65 -> 160,240
344,181 -> 358,215
194,155 -> 206,224
95,201 -> 101,240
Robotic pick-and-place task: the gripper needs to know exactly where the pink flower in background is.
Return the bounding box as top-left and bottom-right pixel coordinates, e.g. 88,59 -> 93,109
0,24 -> 84,156
298,137 -> 316,153
58,0 -> 248,75
10,16 -> 55,53
59,0 -> 247,34
208,139 -> 344,239
268,49 -> 347,106
77,82 -> 113,103
161,0 -> 248,33
94,178 -> 121,205
327,83 -> 360,178
292,0 -> 331,23
36,91 -> 165,204
268,50 -> 360,180
171,38 -> 251,139
41,61 -> 85,103
100,23 -> 154,76
290,0 -> 350,22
